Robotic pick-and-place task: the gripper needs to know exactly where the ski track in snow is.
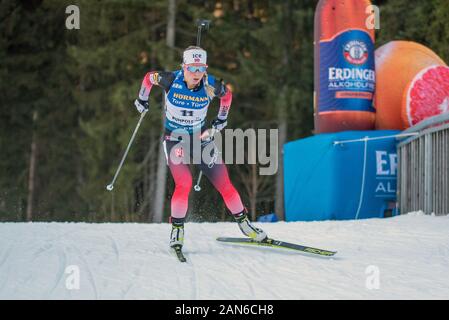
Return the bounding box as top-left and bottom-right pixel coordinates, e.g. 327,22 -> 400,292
0,213 -> 449,299
46,245 -> 67,299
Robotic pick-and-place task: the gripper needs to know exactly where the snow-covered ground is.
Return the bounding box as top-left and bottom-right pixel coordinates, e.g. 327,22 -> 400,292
0,212 -> 448,300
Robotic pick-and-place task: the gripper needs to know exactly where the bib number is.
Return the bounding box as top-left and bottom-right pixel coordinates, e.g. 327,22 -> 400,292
181,110 -> 194,117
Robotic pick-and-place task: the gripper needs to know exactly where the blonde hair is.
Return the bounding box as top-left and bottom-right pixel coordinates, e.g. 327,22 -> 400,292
182,46 -> 216,100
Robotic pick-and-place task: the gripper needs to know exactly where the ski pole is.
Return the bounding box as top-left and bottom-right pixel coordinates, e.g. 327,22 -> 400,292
194,128 -> 217,192
192,19 -> 212,193
106,110 -> 148,191
194,171 -> 203,192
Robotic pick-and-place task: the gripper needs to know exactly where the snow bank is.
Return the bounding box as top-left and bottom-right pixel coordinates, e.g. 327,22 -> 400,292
0,213 -> 448,299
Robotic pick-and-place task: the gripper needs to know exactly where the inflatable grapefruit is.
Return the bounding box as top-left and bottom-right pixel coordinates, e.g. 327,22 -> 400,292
375,41 -> 447,130
402,65 -> 449,127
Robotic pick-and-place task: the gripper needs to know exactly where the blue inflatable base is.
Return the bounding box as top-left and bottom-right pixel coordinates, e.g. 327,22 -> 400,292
257,213 -> 279,223
283,130 -> 400,222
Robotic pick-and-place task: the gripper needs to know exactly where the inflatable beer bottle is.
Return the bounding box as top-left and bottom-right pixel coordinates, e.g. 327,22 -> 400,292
314,0 -> 376,133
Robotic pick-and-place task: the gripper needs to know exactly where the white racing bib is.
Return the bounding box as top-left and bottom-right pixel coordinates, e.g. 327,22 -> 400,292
165,71 -> 215,133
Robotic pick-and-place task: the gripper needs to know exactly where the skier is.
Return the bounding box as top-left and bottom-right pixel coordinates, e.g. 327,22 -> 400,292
134,46 -> 267,252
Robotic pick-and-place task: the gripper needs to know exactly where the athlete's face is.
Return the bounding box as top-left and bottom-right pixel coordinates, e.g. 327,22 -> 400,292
183,63 -> 207,88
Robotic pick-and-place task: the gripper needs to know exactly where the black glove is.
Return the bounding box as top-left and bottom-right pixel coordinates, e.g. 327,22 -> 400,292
211,118 -> 227,132
134,98 -> 149,113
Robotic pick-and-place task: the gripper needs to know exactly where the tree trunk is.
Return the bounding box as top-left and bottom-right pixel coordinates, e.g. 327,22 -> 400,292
275,119 -> 286,220
152,0 -> 176,223
151,131 -> 168,223
147,134 -> 158,222
110,191 -> 116,222
166,0 -> 176,50
26,110 -> 38,222
275,0 -> 292,221
250,164 -> 257,221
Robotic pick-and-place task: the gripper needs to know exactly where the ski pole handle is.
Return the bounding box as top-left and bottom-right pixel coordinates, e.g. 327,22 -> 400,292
106,110 -> 148,191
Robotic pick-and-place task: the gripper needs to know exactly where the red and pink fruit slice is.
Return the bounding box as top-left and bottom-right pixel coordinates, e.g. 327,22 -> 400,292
374,41 -> 447,130
402,65 -> 449,127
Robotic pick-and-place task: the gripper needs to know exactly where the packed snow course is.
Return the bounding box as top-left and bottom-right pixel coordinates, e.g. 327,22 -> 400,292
1,212 -> 448,299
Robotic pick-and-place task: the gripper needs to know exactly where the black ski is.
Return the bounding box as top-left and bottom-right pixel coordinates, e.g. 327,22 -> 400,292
217,237 -> 337,257
172,245 -> 187,262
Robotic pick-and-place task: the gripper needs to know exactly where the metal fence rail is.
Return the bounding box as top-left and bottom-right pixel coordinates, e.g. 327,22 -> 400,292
397,113 -> 449,216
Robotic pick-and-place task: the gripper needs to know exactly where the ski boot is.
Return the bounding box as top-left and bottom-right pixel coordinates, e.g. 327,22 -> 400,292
233,210 -> 267,242
169,217 -> 185,249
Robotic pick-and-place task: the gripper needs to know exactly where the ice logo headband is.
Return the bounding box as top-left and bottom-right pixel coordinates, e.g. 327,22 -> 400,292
183,48 -> 207,65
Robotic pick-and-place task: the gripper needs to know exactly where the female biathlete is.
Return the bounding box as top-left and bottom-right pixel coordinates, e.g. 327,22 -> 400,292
134,46 -> 267,250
